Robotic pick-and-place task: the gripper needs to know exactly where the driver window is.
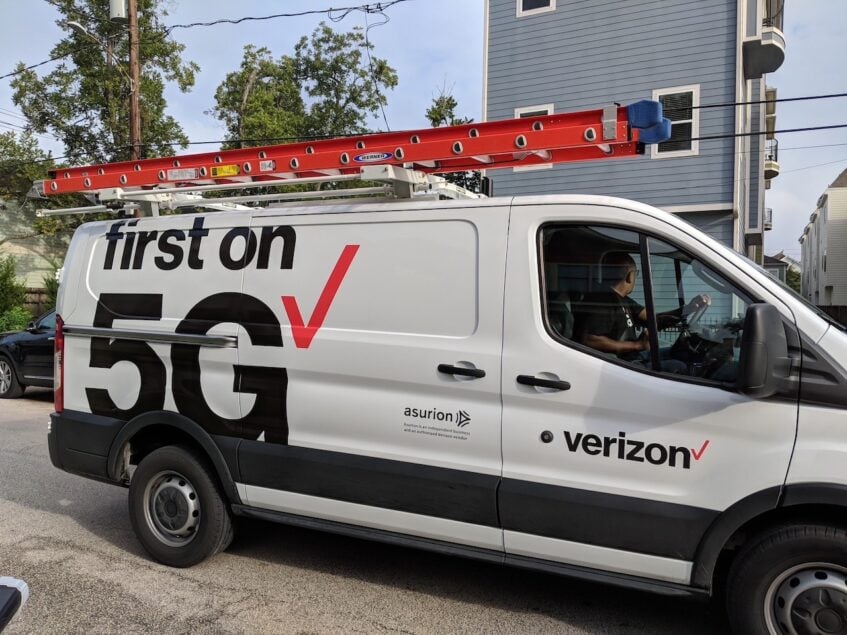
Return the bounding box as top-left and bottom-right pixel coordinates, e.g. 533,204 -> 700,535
647,238 -> 750,383
540,224 -> 752,384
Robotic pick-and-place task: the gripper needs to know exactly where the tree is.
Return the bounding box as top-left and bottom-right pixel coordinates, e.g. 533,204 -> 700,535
209,46 -> 305,150
0,130 -> 99,245
11,0 -> 198,164
294,23 -> 398,137
425,90 -> 483,194
210,23 -> 398,147
786,267 -> 801,294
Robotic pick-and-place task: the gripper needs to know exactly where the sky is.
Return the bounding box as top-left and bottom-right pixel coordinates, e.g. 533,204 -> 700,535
0,0 -> 845,262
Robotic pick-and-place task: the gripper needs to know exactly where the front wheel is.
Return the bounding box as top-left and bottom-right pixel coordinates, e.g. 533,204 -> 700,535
726,524 -> 847,635
0,357 -> 24,399
128,445 -> 234,567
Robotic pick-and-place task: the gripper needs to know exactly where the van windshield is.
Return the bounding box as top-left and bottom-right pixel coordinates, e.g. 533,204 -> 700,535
748,259 -> 847,332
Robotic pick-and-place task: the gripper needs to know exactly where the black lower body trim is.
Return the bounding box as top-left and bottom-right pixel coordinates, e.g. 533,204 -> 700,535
49,410 -> 125,482
238,440 -> 499,526
499,478 -> 718,561
232,504 -> 707,599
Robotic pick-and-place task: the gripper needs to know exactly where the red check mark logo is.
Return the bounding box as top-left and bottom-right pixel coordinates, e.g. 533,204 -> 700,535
281,244 -> 359,349
691,440 -> 710,461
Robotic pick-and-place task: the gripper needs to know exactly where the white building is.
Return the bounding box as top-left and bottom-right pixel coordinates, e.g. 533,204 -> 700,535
800,167 -> 847,305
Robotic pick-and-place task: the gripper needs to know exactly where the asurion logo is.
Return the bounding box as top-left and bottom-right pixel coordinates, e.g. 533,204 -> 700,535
562,430 -> 710,470
404,407 -> 471,428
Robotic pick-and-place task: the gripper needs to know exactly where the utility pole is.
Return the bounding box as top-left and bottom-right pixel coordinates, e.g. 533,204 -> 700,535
128,0 -> 141,161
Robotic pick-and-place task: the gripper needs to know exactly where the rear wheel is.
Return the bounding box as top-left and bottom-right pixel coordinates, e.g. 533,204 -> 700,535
0,357 -> 24,399
128,445 -> 234,567
726,524 -> 847,635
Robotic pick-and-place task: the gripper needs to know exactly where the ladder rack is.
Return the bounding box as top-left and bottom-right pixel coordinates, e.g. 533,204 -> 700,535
31,100 -> 670,215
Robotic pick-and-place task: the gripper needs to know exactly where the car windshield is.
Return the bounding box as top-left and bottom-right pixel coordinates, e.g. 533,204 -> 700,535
38,311 -> 56,330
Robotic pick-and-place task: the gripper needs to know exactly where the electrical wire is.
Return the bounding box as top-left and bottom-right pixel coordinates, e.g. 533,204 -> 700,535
162,0 -> 411,34
1,0 -> 414,82
693,92 -> 847,110
363,9 -> 392,131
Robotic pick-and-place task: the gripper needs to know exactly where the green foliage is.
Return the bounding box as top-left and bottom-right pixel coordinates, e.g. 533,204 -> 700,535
0,255 -> 27,316
211,23 -> 398,147
0,130 -> 104,242
0,306 -> 33,333
11,0 -> 198,163
0,130 -> 52,200
209,46 -> 305,150
294,23 -> 398,137
425,90 -> 482,194
786,267 -> 801,293
43,268 -> 61,310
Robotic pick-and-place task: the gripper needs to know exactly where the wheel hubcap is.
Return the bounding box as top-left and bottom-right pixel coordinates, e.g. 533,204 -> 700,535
766,564 -> 847,634
0,361 -> 11,394
143,471 -> 200,547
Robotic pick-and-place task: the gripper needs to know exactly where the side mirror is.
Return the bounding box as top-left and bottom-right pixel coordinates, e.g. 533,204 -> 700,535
25,321 -> 37,332
738,303 -> 792,399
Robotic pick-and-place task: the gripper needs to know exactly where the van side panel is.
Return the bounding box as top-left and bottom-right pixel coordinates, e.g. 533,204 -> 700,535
238,207 -> 508,547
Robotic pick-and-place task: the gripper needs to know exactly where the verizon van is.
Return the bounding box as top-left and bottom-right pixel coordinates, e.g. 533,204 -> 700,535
41,106 -> 847,634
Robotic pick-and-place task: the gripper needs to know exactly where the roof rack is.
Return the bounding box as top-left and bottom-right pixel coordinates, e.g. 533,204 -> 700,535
31,100 -> 671,217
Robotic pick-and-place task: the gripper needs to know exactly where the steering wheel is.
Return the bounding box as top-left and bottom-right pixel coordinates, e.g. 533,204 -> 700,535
685,300 -> 710,329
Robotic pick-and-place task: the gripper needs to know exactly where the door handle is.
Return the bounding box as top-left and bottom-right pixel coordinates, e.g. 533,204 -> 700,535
516,375 -> 571,391
438,364 -> 486,379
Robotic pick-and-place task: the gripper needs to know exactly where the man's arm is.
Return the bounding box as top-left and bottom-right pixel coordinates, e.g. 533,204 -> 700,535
583,333 -> 649,355
636,294 -> 711,325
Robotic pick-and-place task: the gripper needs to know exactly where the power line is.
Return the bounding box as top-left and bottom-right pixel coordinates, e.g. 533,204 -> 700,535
161,0 -> 411,33
363,9 -> 392,131
782,157 -> 847,174
6,120 -> 847,171
1,0 -> 413,82
691,123 -> 847,143
694,91 -> 847,110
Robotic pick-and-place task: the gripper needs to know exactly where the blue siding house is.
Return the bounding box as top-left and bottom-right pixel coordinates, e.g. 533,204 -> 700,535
484,0 -> 785,258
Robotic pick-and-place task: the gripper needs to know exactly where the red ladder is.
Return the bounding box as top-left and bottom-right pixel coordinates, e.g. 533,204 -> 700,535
38,100 -> 670,197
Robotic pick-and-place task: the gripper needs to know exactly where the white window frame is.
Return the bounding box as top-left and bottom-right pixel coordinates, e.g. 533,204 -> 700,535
513,104 -> 554,172
516,0 -> 556,18
650,84 -> 700,159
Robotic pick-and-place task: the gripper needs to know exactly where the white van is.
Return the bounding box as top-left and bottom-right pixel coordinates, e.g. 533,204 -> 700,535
49,194 -> 847,634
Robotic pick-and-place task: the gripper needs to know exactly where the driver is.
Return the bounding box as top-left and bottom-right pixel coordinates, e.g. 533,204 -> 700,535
575,252 -> 709,369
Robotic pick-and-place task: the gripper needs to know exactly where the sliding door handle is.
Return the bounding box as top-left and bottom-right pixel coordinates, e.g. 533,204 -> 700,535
438,364 -> 486,379
516,375 -> 571,391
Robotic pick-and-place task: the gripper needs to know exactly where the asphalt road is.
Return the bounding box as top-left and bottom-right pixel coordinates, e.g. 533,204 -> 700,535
0,391 -> 726,634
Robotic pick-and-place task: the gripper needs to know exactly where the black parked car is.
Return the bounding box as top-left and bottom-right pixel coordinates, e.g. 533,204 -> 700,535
0,310 -> 55,399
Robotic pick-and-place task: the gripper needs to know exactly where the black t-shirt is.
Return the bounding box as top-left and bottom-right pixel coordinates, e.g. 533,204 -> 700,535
575,289 -> 644,361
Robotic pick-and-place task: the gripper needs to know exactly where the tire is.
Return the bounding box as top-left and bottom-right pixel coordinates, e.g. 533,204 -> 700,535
726,524 -> 847,635
128,445 -> 234,567
0,356 -> 24,399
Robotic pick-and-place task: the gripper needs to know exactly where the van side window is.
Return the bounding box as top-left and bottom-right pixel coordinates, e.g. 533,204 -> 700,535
540,225 -> 752,384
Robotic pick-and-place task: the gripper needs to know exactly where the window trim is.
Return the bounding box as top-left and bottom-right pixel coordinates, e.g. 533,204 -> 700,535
650,84 -> 700,159
536,222 -> 758,391
513,104 -> 555,172
516,0 -> 556,18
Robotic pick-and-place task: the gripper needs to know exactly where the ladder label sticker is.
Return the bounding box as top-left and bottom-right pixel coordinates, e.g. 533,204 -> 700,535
167,168 -> 200,181
354,152 -> 393,163
210,164 -> 241,178
259,160 -> 276,172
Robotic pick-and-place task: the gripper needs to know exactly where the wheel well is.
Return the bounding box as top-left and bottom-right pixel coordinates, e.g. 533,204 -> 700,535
712,504 -> 847,593
126,424 -> 201,469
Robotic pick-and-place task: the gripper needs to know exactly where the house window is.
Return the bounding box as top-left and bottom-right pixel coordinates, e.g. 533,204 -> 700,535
516,0 -> 556,17
514,104 -> 554,171
651,85 -> 700,158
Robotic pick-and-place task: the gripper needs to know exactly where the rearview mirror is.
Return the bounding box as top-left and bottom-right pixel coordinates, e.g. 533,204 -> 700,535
738,303 -> 792,399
